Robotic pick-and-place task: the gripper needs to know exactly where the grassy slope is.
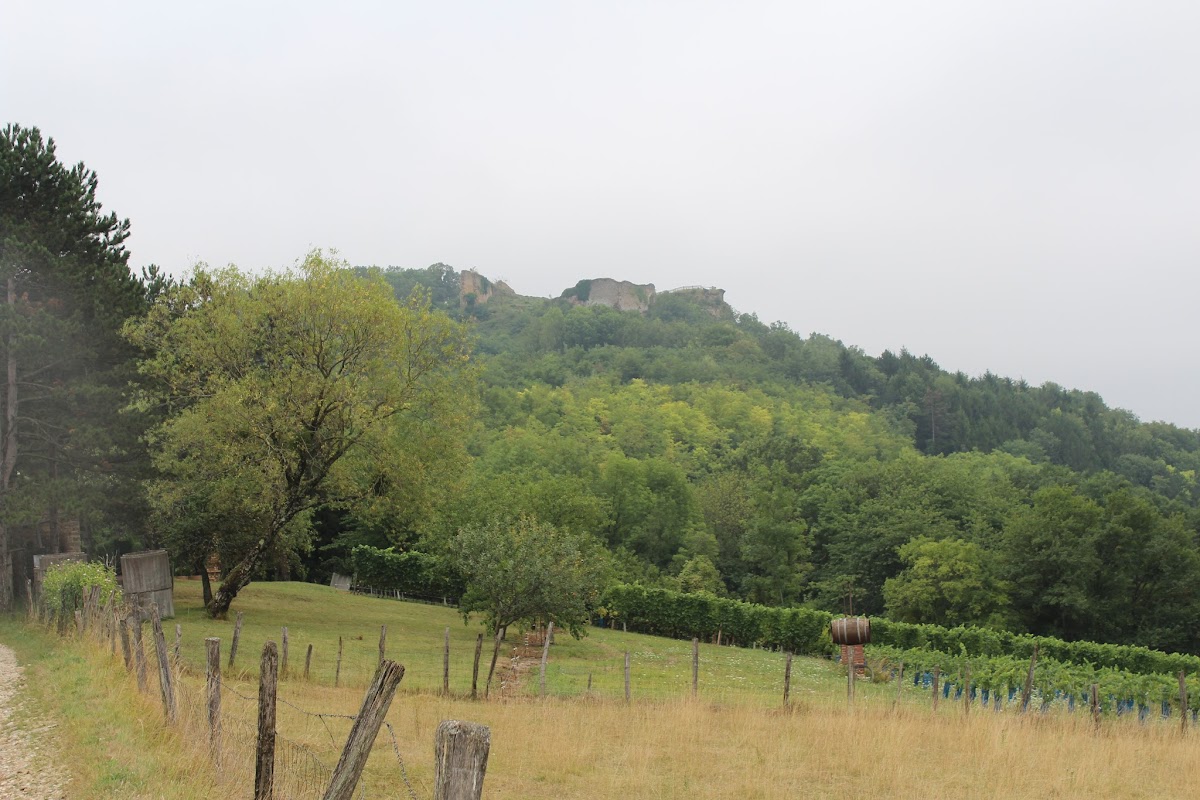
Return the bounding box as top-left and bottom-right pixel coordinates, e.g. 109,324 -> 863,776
7,581 -> 1200,799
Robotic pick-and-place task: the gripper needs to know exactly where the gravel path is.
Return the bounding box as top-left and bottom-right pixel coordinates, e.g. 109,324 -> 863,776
0,643 -> 66,800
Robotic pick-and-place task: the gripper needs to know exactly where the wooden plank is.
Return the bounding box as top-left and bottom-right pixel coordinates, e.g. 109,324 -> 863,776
321,660 -> 406,800
434,720 -> 491,800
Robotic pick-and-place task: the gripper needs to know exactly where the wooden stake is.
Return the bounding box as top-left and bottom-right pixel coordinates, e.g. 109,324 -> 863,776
896,662 -> 904,705
847,650 -> 855,706
932,666 -> 940,713
378,624 -> 387,667
24,579 -> 33,621
783,652 -> 793,707
471,633 -> 483,700
206,637 -> 221,764
150,605 -> 177,724
624,651 -> 631,704
443,627 -> 451,696
229,611 -> 243,669
304,643 -> 313,681
335,635 -> 343,688
131,613 -> 148,693
433,720 -> 491,800
119,617 -> 132,671
691,637 -> 699,698
322,660 -> 406,800
1090,683 -> 1101,730
173,624 -> 182,666
963,664 -> 971,716
255,641 -> 279,800
1180,671 -> 1189,734
281,627 -> 289,678
1020,645 -> 1038,712
539,622 -> 554,697
587,673 -> 592,692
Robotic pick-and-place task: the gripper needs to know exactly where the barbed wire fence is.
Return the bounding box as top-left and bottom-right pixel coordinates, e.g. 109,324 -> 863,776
27,582 -> 490,800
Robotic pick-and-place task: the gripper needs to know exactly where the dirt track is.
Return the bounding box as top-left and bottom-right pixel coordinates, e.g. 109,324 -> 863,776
0,643 -> 65,799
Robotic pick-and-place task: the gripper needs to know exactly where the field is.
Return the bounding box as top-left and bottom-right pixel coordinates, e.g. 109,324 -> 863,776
6,580 -> 1200,798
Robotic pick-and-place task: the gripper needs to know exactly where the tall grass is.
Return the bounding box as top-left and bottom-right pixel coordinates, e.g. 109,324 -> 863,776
7,581 -> 1200,798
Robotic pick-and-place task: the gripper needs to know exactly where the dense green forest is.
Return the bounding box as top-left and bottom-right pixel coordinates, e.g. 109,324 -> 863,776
6,125 -> 1200,654
326,264 -> 1200,653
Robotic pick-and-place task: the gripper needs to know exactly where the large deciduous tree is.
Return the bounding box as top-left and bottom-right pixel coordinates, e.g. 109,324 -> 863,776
0,125 -> 147,610
126,253 -> 474,617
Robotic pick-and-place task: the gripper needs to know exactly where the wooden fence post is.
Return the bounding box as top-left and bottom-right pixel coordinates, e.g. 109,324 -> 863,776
691,637 -> 699,699
335,636 -> 343,688
484,632 -> 502,699
378,625 -> 387,667
471,633 -> 483,700
150,605 -> 178,724
119,617 -> 132,671
25,579 -> 34,621
1090,683 -> 1101,730
281,627 -> 289,678
433,720 -> 491,800
624,651 -> 631,704
932,666 -> 940,713
895,662 -> 904,705
1020,645 -> 1039,712
174,624 -> 182,667
131,613 -> 148,693
206,637 -> 222,765
1180,672 -> 1189,734
304,643 -> 313,681
963,664 -> 971,716
783,652 -> 793,707
443,627 -> 451,696
229,611 -> 243,670
321,660 -> 406,800
255,641 -> 279,800
539,622 -> 554,698
847,649 -> 855,706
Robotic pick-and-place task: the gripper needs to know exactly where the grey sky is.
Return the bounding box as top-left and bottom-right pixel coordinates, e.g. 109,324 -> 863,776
4,2 -> 1198,427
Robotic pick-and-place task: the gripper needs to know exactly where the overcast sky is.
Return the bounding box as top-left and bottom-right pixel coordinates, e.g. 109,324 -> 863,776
4,2 -> 1198,428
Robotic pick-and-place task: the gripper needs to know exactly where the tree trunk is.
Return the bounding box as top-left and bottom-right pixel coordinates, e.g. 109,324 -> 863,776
0,277 -> 16,612
198,558 -> 213,608
208,538 -> 269,618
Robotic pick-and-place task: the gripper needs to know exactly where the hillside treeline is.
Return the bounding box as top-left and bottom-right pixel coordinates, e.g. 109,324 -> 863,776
325,265 -> 1200,653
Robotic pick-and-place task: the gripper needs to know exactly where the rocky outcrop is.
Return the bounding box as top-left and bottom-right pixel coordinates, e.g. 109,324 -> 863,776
661,285 -> 730,318
460,270 -> 514,306
561,279 -> 656,312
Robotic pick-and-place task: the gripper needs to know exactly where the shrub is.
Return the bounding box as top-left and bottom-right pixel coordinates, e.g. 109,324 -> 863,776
42,560 -> 121,617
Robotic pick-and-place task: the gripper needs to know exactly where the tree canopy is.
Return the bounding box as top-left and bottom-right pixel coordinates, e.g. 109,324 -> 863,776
126,253 -> 474,616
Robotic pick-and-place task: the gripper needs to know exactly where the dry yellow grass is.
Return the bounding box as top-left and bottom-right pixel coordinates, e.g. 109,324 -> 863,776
9,584 -> 1200,799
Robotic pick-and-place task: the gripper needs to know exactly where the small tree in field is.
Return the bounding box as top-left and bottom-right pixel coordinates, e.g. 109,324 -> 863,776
453,516 -> 609,639
126,253 -> 474,617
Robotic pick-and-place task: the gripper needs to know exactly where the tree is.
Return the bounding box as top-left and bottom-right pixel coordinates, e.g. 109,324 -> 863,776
882,537 -> 1010,627
0,125 -> 147,609
452,515 -> 609,638
126,253 -> 474,617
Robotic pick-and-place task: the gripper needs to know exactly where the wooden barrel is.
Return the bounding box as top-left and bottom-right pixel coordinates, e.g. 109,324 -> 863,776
831,617 -> 871,645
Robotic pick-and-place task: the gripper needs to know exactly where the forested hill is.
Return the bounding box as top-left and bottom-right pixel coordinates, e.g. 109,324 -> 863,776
356,264 -> 1200,654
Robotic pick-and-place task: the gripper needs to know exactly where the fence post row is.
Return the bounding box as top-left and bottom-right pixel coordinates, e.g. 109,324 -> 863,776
322,660 -> 406,800
255,641 -> 279,800
433,720 -> 491,800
